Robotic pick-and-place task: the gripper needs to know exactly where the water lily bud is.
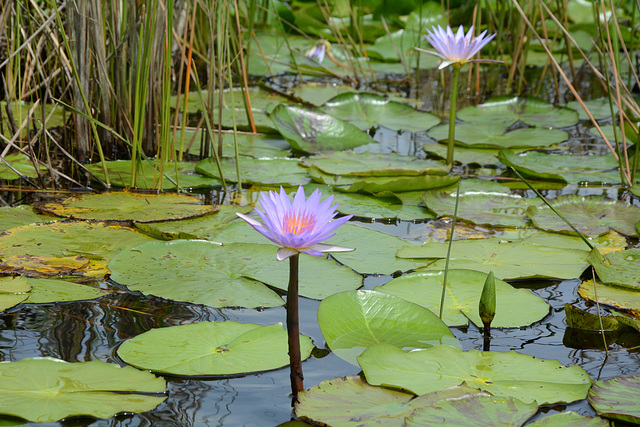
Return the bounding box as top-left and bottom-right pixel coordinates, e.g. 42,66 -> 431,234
479,271 -> 496,329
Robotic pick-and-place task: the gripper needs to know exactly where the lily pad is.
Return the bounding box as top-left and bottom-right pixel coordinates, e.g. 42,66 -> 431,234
196,157 -> 310,186
319,92 -> 440,131
0,153 -> 45,180
358,344 -> 592,405
564,303 -> 619,331
108,240 -> 283,308
456,96 -> 580,128
498,150 -> 621,185
374,269 -> 550,328
18,277 -> 107,303
301,151 -> 448,176
0,222 -> 154,277
579,280 -> 640,317
0,205 -> 57,233
428,123 -> 569,149
511,411 -> 609,426
588,374 -> 640,424
326,223 -> 426,275
118,321 -> 314,376
318,290 -> 459,365
329,190 -> 432,220
526,195 -> 640,237
0,277 -> 31,312
178,129 -> 290,158
567,97 -> 618,121
296,377 -> 489,427
405,394 -> 538,426
269,104 -> 373,153
0,357 -> 166,423
423,143 -> 501,166
587,248 -> 640,289
37,192 -> 217,222
397,238 -> 588,280
421,191 -> 540,228
85,160 -> 219,189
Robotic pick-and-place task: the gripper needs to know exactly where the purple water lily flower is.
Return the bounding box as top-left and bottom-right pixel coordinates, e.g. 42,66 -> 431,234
420,25 -> 497,70
237,185 -> 353,261
306,41 -> 327,63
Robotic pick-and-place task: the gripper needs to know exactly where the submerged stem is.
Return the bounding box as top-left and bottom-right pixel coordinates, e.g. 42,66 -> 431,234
446,64 -> 461,166
287,253 -> 304,404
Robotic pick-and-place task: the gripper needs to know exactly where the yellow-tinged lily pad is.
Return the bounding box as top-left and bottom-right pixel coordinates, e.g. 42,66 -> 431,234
0,222 -> 154,277
0,276 -> 108,303
579,280 -> 640,316
36,191 -> 217,223
0,205 -> 58,233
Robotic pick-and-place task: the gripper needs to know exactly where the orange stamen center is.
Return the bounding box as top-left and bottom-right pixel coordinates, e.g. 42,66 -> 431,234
283,211 -> 314,235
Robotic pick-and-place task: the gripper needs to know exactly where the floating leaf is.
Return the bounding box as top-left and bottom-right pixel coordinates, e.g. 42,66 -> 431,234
588,374 -> 640,424
564,303 -> 619,331
456,96 -> 579,128
118,322 -> 313,376
108,240 -> 283,308
405,394 -> 538,426
421,191 -> 540,228
375,270 -> 549,328
423,143 -> 502,165
498,150 -> 621,185
0,153 -> 46,180
37,192 -> 217,222
85,160 -> 219,189
527,195 -> 640,237
196,157 -> 310,186
327,223 -> 426,275
359,344 -> 592,405
0,222 -> 154,277
319,92 -> 440,131
0,357 -> 166,423
428,123 -> 569,149
270,104 -> 373,153
527,411 -> 611,426
301,151 -> 447,176
318,290 -> 460,365
329,190 -> 432,220
567,97 -> 618,121
18,277 -> 106,303
179,130 -> 290,158
588,248 -> 640,289
397,238 -> 588,280
579,280 -> 640,317
0,205 -> 57,233
0,277 -> 30,312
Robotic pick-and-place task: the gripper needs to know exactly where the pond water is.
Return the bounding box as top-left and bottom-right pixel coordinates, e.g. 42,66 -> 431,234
1,69 -> 640,426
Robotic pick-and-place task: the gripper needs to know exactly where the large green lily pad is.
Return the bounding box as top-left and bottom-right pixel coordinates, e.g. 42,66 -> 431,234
428,123 -> 569,149
579,280 -> 640,317
329,190 -> 432,220
319,92 -> 440,131
85,160 -> 220,189
296,377 -> 490,427
359,344 -> 592,405
397,238 -> 588,280
37,192 -> 217,222
498,150 -> 621,185
0,205 -> 57,233
318,290 -> 459,365
0,357 -> 166,423
567,97 -> 618,121
270,104 -> 373,153
405,394 -> 538,426
301,151 -> 448,176
0,277 -> 31,313
0,222 -> 154,277
118,321 -> 314,376
423,143 -> 502,166
326,223 -> 426,275
178,129 -> 290,158
588,248 -> 640,289
196,157 -> 310,186
0,276 -> 106,304
527,195 -> 640,237
588,374 -> 640,424
421,191 -> 540,228
456,96 -> 579,128
374,269 -> 549,327
108,240 -> 283,308
0,153 -> 46,180
527,411 -> 610,426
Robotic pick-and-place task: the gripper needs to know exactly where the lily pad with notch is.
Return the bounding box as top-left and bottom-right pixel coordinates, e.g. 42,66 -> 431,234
118,321 -> 314,376
196,156 -> 311,186
587,248 -> 640,289
318,290 -> 460,366
428,123 -> 569,149
423,143 -> 502,166
301,151 -> 448,176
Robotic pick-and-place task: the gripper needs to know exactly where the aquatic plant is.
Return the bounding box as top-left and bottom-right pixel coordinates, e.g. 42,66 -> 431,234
418,25 -> 497,165
237,186 -> 353,400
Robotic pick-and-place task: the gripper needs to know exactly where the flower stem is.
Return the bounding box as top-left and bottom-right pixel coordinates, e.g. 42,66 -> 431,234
446,64 -> 461,166
287,253 -> 304,404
